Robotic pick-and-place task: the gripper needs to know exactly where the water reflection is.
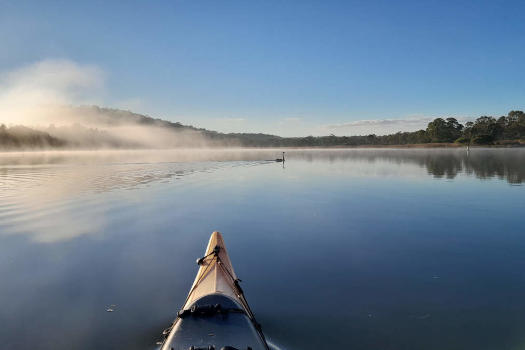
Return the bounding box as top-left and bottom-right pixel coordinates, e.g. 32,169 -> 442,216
286,148 -> 525,184
1,148 -> 523,242
1,148 -> 525,350
0,161 -> 267,242
1,149 -> 524,193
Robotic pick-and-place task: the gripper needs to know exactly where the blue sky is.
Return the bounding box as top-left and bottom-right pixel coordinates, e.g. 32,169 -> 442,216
1,0 -> 525,136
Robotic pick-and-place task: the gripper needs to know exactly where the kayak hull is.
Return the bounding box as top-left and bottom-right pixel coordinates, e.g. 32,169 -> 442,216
160,232 -> 269,350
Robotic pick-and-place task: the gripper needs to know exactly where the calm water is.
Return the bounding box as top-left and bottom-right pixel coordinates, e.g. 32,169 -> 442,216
1,148 -> 524,350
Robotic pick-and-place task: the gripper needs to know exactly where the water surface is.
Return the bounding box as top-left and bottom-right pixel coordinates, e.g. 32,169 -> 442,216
1,148 -> 524,350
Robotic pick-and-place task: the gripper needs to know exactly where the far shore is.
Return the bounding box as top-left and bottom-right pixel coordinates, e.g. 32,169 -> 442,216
1,142 -> 525,153
326,142 -> 525,149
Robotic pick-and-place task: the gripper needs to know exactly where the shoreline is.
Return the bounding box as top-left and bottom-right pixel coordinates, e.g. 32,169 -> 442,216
1,143 -> 525,153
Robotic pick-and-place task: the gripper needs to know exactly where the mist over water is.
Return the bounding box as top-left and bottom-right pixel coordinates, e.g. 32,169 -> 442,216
0,60 -> 242,149
0,148 -> 524,350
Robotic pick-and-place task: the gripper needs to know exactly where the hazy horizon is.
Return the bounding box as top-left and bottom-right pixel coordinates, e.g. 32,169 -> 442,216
2,1 -> 525,137
0,58 -> 471,139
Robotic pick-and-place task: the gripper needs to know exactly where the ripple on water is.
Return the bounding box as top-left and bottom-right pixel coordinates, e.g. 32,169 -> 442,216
0,157 -> 267,242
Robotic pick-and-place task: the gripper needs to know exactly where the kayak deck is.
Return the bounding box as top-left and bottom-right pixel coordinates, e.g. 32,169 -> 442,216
160,232 -> 269,350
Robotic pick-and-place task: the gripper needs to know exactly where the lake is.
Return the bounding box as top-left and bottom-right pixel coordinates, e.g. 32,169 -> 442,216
1,148 -> 524,350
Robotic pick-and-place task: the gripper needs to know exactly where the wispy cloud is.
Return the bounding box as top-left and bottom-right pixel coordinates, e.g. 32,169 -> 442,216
327,117 -> 433,130
324,116 -> 435,136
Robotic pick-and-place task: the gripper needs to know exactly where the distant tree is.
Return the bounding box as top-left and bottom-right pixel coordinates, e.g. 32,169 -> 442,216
504,110 -> 525,139
426,118 -> 464,142
445,118 -> 463,141
470,116 -> 498,144
427,118 -> 447,142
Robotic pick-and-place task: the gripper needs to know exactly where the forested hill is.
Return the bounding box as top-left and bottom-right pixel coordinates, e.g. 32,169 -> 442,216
1,107 -> 525,149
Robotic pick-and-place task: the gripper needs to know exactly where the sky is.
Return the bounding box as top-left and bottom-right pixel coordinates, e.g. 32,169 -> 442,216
1,0 -> 525,136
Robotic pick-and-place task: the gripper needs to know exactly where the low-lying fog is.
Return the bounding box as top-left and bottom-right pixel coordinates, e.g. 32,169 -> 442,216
0,60 -> 238,149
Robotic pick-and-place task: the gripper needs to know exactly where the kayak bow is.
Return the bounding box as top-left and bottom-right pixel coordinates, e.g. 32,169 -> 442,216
160,232 -> 270,350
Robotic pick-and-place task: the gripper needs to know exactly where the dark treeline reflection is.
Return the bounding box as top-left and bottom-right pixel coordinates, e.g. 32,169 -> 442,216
1,149 -> 524,190
290,149 -> 525,184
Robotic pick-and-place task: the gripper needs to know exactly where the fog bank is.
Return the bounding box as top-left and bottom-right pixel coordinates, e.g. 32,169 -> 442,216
0,60 -> 235,149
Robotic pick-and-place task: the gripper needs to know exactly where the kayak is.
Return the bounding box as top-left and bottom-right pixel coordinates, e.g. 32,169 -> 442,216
159,231 -> 270,350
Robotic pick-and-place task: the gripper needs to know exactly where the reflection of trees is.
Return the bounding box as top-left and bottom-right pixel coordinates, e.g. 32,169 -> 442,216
464,152 -> 525,184
420,151 -> 525,184
1,149 -> 524,185
422,154 -> 463,179
291,149 -> 525,184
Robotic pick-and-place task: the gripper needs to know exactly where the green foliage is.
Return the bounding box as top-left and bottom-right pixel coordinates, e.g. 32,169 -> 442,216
472,134 -> 494,144
2,108 -> 525,149
225,111 -> 522,146
426,117 -> 463,142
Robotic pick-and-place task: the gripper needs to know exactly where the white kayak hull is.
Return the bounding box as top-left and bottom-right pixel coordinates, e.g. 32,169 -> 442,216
159,232 -> 269,350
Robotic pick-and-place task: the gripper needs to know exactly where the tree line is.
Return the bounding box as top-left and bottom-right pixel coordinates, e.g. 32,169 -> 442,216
0,125 -> 65,149
1,110 -> 524,149
229,110 -> 525,147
